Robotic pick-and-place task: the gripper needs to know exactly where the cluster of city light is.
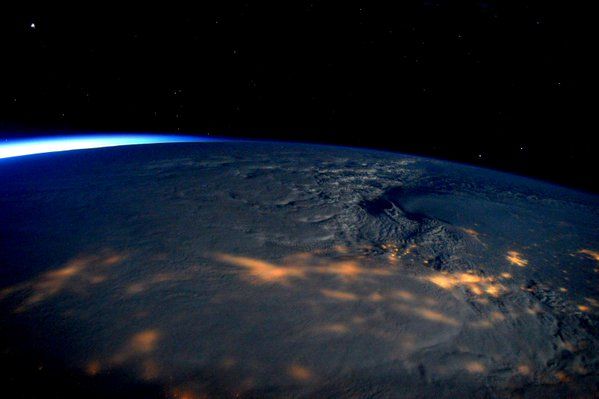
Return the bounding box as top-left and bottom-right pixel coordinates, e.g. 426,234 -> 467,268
0,134 -> 214,159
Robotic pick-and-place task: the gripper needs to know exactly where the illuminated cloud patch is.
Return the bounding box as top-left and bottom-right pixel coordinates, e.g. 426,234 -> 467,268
0,134 -> 216,159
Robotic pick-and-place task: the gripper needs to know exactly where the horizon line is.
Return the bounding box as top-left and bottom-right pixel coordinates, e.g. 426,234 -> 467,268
0,134 -> 220,159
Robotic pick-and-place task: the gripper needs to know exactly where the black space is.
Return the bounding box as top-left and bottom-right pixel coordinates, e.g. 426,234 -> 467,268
1,2 -> 594,192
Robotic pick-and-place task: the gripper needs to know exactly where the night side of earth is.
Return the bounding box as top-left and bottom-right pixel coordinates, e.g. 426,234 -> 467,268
1,141 -> 598,398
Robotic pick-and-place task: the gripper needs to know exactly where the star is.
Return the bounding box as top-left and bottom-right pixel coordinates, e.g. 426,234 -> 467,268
30,23 -> 36,29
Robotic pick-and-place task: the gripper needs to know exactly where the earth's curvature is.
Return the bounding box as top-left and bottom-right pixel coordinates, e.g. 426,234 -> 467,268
1,141 -> 598,398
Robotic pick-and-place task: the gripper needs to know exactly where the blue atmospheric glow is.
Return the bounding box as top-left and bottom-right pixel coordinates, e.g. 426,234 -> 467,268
0,134 -> 214,159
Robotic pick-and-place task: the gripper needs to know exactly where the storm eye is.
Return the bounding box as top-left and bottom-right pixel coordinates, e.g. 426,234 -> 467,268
0,134 -> 212,159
